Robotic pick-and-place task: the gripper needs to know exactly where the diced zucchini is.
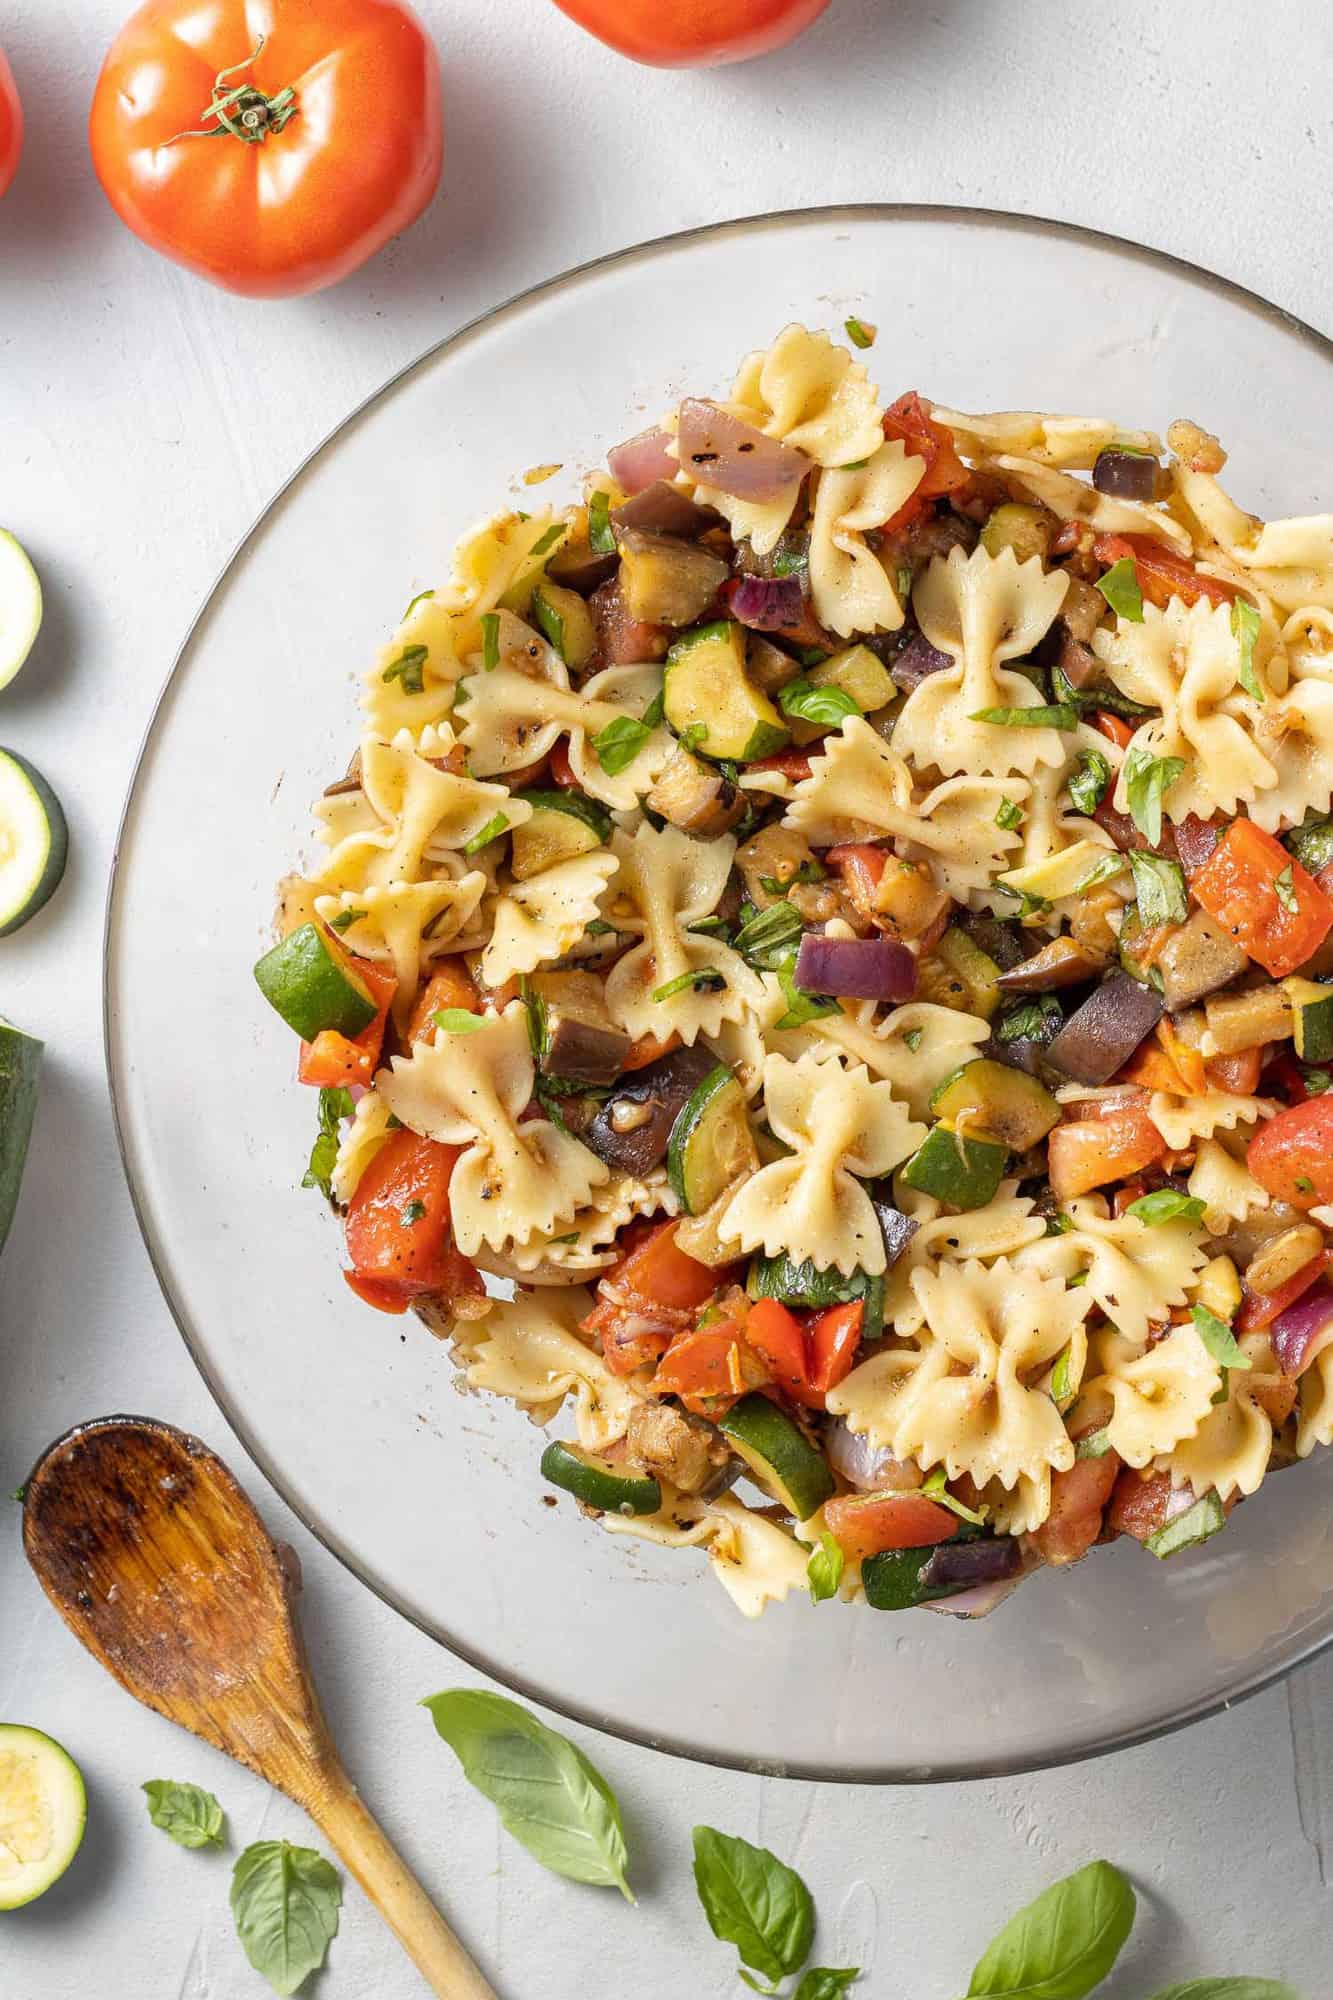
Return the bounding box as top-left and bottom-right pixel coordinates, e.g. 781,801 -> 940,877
919,926 -> 1002,1019
979,504 -> 1053,566
1285,977 -> 1333,1062
540,1440 -> 661,1515
1144,1491 -> 1227,1559
666,1064 -> 756,1214
718,1394 -> 834,1518
617,529 -> 729,627
663,621 -> 789,763
746,1254 -> 885,1339
928,1058 -> 1060,1151
1204,981 -> 1293,1055
531,581 -> 597,673
900,1121 -> 1008,1209
861,1545 -> 959,1611
253,922 -> 377,1041
809,644 -> 895,714
509,789 -> 610,880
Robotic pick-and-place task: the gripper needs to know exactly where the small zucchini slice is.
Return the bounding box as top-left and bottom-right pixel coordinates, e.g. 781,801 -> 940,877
0,749 -> 67,936
663,620 -> 789,763
531,581 -> 598,673
0,1017 -> 43,1257
809,643 -> 895,714
979,503 -> 1053,565
928,1058 -> 1060,1151
0,531 -> 43,692
719,1394 -> 834,1518
253,921 -> 378,1041
0,1724 -> 87,1909
667,1063 -> 756,1214
919,926 -> 1003,1019
540,1440 -> 661,1516
509,788 -> 610,880
1284,977 -> 1333,1062
899,1121 -> 1008,1210
746,1255 -> 885,1339
861,1546 -> 959,1611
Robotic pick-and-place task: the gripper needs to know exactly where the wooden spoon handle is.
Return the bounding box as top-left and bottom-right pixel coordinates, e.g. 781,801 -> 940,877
307,1761 -> 499,1999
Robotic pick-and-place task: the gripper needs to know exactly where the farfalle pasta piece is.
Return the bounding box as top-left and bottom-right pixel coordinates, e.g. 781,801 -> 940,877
1297,1345 -> 1333,1458
879,1180 -> 1046,1336
982,743 -> 1122,917
312,734 -> 520,892
807,442 -> 920,636
603,822 -> 763,1044
988,454 -> 1191,553
330,1090 -> 394,1205
1243,670 -> 1333,833
315,875 -> 487,1017
1147,1089 -> 1276,1152
378,1003 -> 606,1253
1014,1194 -> 1205,1345
1172,462 -> 1333,615
481,849 -> 619,986
459,648 -> 671,810
929,408 -> 1162,470
719,1048 -> 923,1277
784,719 -> 1021,895
772,997 -> 990,1122
498,1171 -> 675,1279
890,545 -> 1071,778
601,1492 -> 810,1618
1187,1132 -> 1271,1234
1092,1322 -> 1221,1467
455,1288 -> 641,1451
1163,1330 -> 1286,1502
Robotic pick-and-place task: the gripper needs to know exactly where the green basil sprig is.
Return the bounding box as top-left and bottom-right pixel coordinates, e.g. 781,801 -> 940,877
806,1531 -> 844,1604
1096,557 -> 1144,623
1191,1304 -> 1252,1373
779,677 -> 860,728
230,1841 -> 341,1997
1126,1189 -> 1206,1226
965,1858 -> 1135,2000
301,1087 -> 354,1200
1123,748 -> 1186,846
142,1779 -> 225,1849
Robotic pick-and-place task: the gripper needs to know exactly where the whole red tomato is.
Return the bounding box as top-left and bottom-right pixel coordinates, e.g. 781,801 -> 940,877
0,46 -> 23,196
552,0 -> 829,67
89,1 -> 443,298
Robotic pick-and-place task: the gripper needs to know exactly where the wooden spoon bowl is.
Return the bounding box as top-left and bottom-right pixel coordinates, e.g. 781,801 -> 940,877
23,1414 -> 497,1999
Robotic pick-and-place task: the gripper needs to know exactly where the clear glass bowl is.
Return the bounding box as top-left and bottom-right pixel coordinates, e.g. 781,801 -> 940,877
106,208 -> 1333,1781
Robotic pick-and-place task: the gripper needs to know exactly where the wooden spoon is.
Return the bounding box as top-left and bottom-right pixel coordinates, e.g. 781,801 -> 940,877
23,1414 -> 498,2000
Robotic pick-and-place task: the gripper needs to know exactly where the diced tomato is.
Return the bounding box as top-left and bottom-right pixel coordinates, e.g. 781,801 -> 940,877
343,1269 -> 410,1316
807,1300 -> 863,1397
1029,1450 -> 1121,1567
344,1128 -> 465,1296
749,743 -> 823,784
298,957 -> 396,1089
1106,1466 -> 1174,1544
1090,710 -> 1135,751
407,961 -> 479,1044
549,739 -> 577,788
1237,1248 -> 1331,1334
824,1489 -> 959,1561
1047,1099 -> 1167,1200
651,1325 -> 768,1409
582,1297 -> 675,1376
1248,1095 -> 1333,1210
1206,1046 -> 1263,1096
620,1031 -> 682,1071
1092,533 -> 1237,611
504,751 -> 551,790
1120,1043 -> 1188,1094
1263,1051 -> 1310,1106
1192,819 -> 1333,978
743,1298 -> 809,1398
598,1219 -> 720,1313
880,392 -> 970,534
824,841 -> 886,921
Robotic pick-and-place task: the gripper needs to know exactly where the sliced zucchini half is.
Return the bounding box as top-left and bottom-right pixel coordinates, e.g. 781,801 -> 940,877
928,1058 -> 1060,1151
719,1394 -> 834,1519
663,620 -> 789,763
900,1121 -> 1008,1210
0,1017 -> 43,1256
540,1440 -> 661,1516
861,1546 -> 957,1612
509,789 -> 610,881
253,920 -> 377,1042
1285,976 -> 1333,1063
0,749 -> 68,936
0,531 -> 43,692
666,1063 -> 755,1214
0,1724 -> 87,1909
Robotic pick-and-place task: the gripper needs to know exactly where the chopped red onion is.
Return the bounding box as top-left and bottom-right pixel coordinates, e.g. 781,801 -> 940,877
923,1574 -> 1026,1619
607,428 -> 677,495
795,932 -> 917,1002
1272,1281 -> 1333,1376
891,631 -> 953,692
611,481 -> 715,540
728,573 -> 805,631
1172,814 -> 1222,873
824,1420 -> 919,1493
1093,448 -> 1160,501
919,1536 -> 1022,1592
676,398 -> 811,503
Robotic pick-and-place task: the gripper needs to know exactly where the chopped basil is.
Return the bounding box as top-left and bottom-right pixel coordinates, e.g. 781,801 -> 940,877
652,968 -> 725,1001
328,907 -> 367,932
588,488 -> 616,555
1127,1189 -> 1206,1225
1096,556 -> 1144,623
301,1086 -> 354,1200
381,642 -> 427,692
689,914 -> 733,940
995,797 -> 1024,831
1044,1209 -> 1073,1236
922,1464 -> 987,1525
1296,1174 -> 1315,1195
997,996 -> 1063,1044
1123,747 -> 1186,847
592,714 -> 653,776
527,523 -> 565,561
479,611 -> 501,671
838,459 -> 869,472
897,564 -> 913,604
995,883 -> 1052,921
1231,598 -> 1264,703
806,1531 -> 844,1604
843,316 -> 876,349
678,721 -> 710,751
1075,853 -> 1129,894
401,1200 -> 427,1227
903,1027 -> 923,1052
734,900 -> 803,970
797,646 -> 830,668
1049,1345 -> 1075,1406
642,688 -> 665,728
521,974 -> 546,1059
1068,747 -> 1112,816
1301,1066 -> 1333,1096
1285,815 -> 1333,875
434,1008 -> 487,1034
760,861 -> 825,894
1075,1427 -> 1113,1460
1145,1489 -> 1227,1559
1129,850 -> 1188,928
1274,863 -> 1298,915
462,811 -> 509,855
402,588 -> 435,617
774,949 -> 841,1030
970,703 -> 1079,730
779,676 -> 860,727
1191,1303 -> 1252,1373
770,539 -> 809,580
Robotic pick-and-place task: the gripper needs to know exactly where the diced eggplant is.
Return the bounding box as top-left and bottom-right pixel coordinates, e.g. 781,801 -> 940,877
1055,633 -> 1098,689
646,745 -> 746,837
891,631 -> 953,692
1203,981 -> 1293,1055
625,1401 -> 737,1499
1093,448 -> 1162,500
530,969 -> 631,1085
957,913 -> 1028,971
1155,909 -> 1249,1012
866,1182 -> 920,1269
589,575 -> 670,664
583,1045 -> 719,1175
995,935 -> 1103,993
1057,573 -> 1107,647
745,634 -> 801,695
611,481 -> 717,541
979,503 -> 1053,565
617,528 -> 729,627
736,823 -> 821,911
1045,973 -> 1164,1084
547,533 -> 618,596
735,529 -> 810,582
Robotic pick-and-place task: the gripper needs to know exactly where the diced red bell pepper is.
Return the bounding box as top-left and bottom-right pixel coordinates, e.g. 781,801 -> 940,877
1237,1248 -> 1332,1333
344,1128 -> 469,1299
581,1296 -> 674,1376
297,958 -> 397,1089
1047,1099 -> 1167,1200
407,961 -> 480,1044
825,842 -> 886,923
807,1300 -> 864,1397
651,1325 -> 769,1411
1092,533 -> 1237,611
748,744 -> 822,784
743,1298 -> 808,1400
550,740 -> 577,788
880,392 -> 970,534
823,1489 -> 959,1561
1192,818 -> 1333,978
1090,710 -> 1135,751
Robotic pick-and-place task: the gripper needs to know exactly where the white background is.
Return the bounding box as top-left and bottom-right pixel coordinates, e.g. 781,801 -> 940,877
3,2 -> 1332,1995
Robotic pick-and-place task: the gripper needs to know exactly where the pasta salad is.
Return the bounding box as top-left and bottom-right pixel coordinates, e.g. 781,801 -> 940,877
254,322 -> 1333,1619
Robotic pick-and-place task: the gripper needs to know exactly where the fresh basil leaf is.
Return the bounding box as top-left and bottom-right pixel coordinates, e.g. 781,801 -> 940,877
142,1779 -> 225,1850
1075,1427 -> 1112,1460
1146,1983 -> 1300,2000
1129,850 -> 1188,928
1064,748 -> 1104,816
424,1690 -> 633,1898
995,797 -> 1024,831
230,1841 -> 341,1997
1096,556 -> 1144,623
1301,1065 -> 1333,1096
642,688 -> 665,728
922,1464 -> 987,1524
774,948 -> 841,1030
997,996 -> 1063,1045
966,1859 -> 1135,2000
1123,748 -> 1186,847
843,316 -> 876,349
677,721 -> 710,751
735,900 -> 803,970
301,1087 -> 354,1200
588,488 -> 616,555
462,810 -> 509,856
806,1531 -> 844,1604
434,1008 -> 487,1034
592,714 -> 652,776
1044,1209 -> 1073,1236
1145,1490 -> 1227,1559
995,883 -> 1052,921
401,1199 -> 426,1226
795,1971 -> 860,2000
903,1026 -> 923,1051
528,522 -> 566,561
327,907 -> 367,933
1231,599 -> 1264,703
692,1826 -> 814,1986
381,642 -> 427,693
1273,863 -> 1298,915
480,611 -> 500,671
653,967 -> 724,1001
779,676 -> 860,727
1127,1189 -> 1206,1225
797,646 -> 830,668
1285,815 -> 1333,875
1191,1304 -> 1252,1372
970,703 -> 1079,730
402,588 -> 435,617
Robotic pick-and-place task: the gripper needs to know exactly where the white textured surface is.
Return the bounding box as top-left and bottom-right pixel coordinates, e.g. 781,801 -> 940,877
1,1 -> 1330,1995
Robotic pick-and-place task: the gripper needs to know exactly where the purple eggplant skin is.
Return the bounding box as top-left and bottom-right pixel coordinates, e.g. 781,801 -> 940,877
1045,972 -> 1164,1085
891,630 -> 953,692
866,1184 -> 920,1269
611,481 -> 718,541
1092,447 -> 1160,501
582,1044 -> 720,1176
919,1535 -> 1023,1593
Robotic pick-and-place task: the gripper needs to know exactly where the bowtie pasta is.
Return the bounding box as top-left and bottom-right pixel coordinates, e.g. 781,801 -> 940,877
255,321 -> 1333,1621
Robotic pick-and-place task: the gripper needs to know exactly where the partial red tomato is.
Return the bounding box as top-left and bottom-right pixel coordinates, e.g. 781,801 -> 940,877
1092,533 -> 1236,611
0,46 -> 22,197
344,1128 -> 465,1295
1248,1098 -> 1333,1210
823,1490 -> 958,1562
89,1 -> 443,298
1192,818 -> 1333,979
1047,1099 -> 1166,1201
551,0 -> 829,67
